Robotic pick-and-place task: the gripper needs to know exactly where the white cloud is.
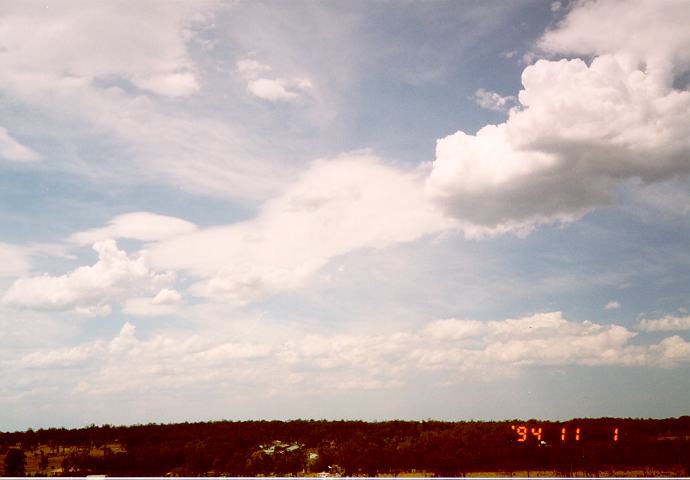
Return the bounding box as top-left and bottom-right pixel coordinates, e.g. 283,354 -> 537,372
32,152 -> 450,308
23,243 -> 77,260
132,72 -> 199,98
152,288 -> 182,305
122,288 -> 182,317
426,1 -> 690,237
423,318 -> 485,340
0,1 -> 208,98
70,212 -> 198,246
0,126 -> 40,162
0,243 -> 31,277
20,342 -> 105,369
539,0 -> 690,70
74,304 -> 113,317
605,300 -> 621,310
649,335 -> 690,367
0,2 -> 287,200
236,58 -> 271,77
65,322 -> 273,394
247,78 -> 299,102
8,311 -> 690,398
122,298 -> 176,317
237,57 -> 313,102
2,240 -> 174,315
421,312 -> 639,371
148,152 -> 453,304
638,314 -> 690,332
473,88 -> 515,111
285,311 -> 687,376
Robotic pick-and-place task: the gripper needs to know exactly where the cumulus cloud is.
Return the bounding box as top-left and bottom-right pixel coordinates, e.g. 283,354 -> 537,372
9,311 -> 690,397
122,288 -> 182,317
70,212 -> 198,246
426,0 -> 690,237
649,335 -> 690,367
0,127 -> 40,162
420,312 -> 639,370
638,314 -> 690,332
237,57 -> 313,102
2,240 -> 174,315
473,88 -> 515,111
152,288 -> 182,305
538,0 -> 690,70
148,152 -> 452,304
51,322 -> 272,394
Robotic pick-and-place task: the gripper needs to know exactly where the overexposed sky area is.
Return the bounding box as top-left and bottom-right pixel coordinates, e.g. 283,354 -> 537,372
1,0 -> 689,430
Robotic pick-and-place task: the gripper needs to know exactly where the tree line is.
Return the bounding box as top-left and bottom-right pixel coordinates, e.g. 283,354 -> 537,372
2,417 -> 689,476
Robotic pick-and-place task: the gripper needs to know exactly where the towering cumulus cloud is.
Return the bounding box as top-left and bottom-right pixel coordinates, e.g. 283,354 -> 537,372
426,0 -> 690,237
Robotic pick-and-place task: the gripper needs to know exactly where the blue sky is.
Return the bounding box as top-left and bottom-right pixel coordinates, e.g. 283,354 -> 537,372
1,0 -> 689,431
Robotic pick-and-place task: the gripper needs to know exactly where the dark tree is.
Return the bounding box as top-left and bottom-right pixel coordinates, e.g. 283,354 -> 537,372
3,448 -> 26,476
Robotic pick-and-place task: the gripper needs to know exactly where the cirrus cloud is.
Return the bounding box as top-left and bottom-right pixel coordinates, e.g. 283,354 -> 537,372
0,1 -> 287,201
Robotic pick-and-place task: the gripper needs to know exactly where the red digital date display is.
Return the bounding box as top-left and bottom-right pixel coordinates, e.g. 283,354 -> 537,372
512,424 -> 619,443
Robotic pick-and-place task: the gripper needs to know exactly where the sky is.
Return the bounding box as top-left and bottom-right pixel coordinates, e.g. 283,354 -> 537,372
1,0 -> 689,431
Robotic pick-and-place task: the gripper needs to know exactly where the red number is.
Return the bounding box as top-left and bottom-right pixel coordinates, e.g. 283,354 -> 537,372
517,425 -> 528,442
512,425 -> 543,442
512,425 -> 528,442
531,427 -> 542,441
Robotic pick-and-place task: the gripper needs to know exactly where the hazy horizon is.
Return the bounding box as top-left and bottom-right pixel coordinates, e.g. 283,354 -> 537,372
1,0 -> 689,431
